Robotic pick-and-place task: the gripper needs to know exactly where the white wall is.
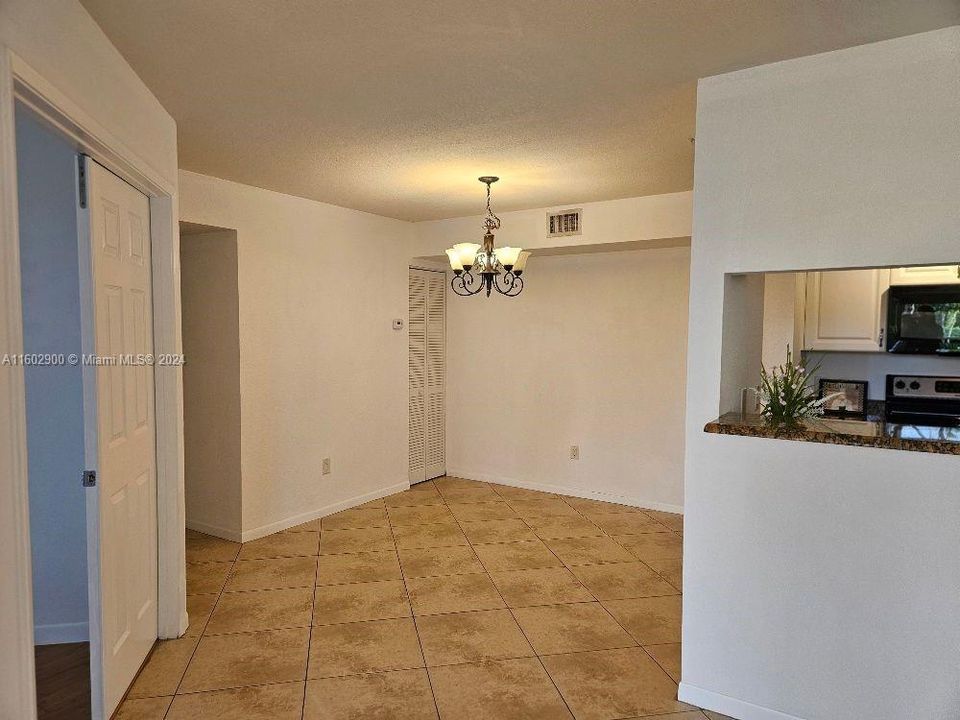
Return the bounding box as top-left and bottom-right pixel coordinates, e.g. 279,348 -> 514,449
446,246 -> 690,511
0,0 -> 178,185
180,229 -> 243,540
15,105 -> 88,645
413,190 -> 693,510
719,273 -> 765,416
411,191 -> 693,259
178,171 -> 413,539
761,272 -> 802,369
684,27 -> 960,720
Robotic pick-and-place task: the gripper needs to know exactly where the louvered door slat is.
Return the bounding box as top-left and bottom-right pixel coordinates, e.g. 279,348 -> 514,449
409,269 -> 445,484
424,273 -> 446,479
408,393 -> 425,478
408,271 -> 427,482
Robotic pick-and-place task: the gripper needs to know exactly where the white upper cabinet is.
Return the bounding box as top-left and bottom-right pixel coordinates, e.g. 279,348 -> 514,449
889,265 -> 960,285
803,269 -> 890,352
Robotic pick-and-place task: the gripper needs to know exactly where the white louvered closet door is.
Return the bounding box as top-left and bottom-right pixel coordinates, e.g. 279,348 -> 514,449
408,269 -> 445,484
408,270 -> 426,483
424,272 -> 446,479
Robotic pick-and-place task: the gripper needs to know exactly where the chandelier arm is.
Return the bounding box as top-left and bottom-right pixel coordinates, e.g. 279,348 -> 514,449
493,271 -> 523,297
451,270 -> 483,297
451,273 -> 469,296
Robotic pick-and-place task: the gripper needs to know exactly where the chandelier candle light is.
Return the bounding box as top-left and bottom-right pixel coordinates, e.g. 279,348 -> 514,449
445,176 -> 530,297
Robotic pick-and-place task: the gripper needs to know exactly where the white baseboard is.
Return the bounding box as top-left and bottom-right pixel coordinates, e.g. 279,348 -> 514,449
678,683 -> 806,720
240,481 -> 410,543
446,468 -> 683,514
34,622 -> 88,645
186,519 -> 242,542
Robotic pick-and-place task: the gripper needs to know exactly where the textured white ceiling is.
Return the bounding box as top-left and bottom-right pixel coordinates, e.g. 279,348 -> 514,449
80,0 -> 959,221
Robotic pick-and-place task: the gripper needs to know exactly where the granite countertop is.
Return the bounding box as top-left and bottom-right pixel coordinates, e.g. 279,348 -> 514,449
704,412 -> 960,455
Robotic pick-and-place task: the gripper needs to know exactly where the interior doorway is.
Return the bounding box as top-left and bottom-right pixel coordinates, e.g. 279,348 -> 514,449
16,102 -> 92,720
2,51 -> 186,720
408,267 -> 446,484
16,102 -> 163,719
178,222 -> 242,541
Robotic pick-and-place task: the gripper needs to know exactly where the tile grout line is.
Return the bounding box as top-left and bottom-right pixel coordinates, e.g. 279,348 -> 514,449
386,485 -> 444,720
638,643 -> 682,686
493,485 -> 685,710
443,481 -> 581,720
162,541 -> 243,717
560,495 -> 686,694
565,499 -> 688,711
502,491 -> 649,718
493,490 -> 596,719
300,531 -> 321,720
174,531 -> 320,712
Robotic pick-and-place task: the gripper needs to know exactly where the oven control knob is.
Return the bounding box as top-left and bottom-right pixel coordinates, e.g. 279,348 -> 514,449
909,381 -> 921,390
895,380 -> 906,390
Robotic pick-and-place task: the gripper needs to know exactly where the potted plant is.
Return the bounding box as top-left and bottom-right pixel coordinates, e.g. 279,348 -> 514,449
757,347 -> 835,429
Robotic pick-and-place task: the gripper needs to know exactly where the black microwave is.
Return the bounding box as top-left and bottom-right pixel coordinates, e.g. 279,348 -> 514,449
886,284 -> 960,355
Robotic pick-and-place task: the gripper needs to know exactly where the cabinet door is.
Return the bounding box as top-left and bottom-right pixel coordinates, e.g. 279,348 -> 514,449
890,265 -> 960,285
803,269 -> 890,352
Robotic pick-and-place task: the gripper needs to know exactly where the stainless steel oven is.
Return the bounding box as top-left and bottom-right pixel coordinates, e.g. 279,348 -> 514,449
886,375 -> 960,427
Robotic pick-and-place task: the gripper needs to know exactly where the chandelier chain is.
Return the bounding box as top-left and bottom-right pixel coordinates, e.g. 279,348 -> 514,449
482,178 -> 501,233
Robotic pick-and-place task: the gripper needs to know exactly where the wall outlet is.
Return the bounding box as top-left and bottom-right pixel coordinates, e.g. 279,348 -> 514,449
321,457 -> 332,475
569,445 -> 580,460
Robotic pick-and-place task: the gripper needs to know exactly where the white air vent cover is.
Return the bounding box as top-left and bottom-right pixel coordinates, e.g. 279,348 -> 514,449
546,209 -> 582,237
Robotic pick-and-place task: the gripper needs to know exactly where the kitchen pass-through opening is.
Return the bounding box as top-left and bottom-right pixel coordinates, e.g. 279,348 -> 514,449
718,263 -> 960,434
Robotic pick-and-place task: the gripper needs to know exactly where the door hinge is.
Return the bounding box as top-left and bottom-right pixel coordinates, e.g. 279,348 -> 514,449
77,155 -> 87,209
82,469 -> 96,487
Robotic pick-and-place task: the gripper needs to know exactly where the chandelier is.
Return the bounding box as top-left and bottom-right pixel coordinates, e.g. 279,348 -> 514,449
445,176 -> 530,297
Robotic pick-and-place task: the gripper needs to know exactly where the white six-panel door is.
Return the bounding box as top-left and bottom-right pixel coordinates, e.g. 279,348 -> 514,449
409,269 -> 445,483
80,157 -> 158,719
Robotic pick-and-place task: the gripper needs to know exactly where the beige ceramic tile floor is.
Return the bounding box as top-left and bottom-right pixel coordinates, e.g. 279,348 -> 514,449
116,477 -> 729,720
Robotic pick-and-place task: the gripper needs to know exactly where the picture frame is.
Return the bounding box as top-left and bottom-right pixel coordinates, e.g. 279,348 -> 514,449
818,379 -> 868,419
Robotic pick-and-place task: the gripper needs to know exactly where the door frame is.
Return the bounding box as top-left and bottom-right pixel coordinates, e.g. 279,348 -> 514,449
0,48 -> 186,720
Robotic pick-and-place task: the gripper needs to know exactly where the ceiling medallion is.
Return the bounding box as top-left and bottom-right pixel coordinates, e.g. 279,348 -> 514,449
445,176 -> 529,298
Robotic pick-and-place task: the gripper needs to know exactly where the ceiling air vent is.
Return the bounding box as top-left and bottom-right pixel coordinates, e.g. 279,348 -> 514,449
546,209 -> 582,238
